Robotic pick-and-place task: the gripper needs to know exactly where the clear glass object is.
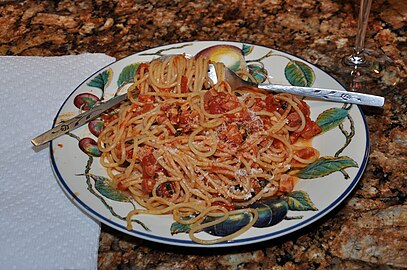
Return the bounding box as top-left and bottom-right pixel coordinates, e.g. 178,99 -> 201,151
342,0 -> 400,94
343,0 -> 373,67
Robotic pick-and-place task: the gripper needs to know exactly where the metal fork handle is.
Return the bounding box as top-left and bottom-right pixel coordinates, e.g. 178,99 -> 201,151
258,84 -> 385,107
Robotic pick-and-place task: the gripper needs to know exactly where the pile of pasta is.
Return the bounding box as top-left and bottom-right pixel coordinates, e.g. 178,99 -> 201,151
97,55 -> 321,244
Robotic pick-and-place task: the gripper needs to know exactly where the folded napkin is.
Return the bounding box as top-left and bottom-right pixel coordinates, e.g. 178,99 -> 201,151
0,54 -> 115,269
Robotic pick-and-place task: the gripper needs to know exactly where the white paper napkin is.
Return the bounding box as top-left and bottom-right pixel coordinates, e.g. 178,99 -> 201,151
0,54 -> 116,270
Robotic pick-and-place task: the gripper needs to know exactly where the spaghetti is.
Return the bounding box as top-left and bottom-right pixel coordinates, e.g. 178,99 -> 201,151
97,55 -> 321,244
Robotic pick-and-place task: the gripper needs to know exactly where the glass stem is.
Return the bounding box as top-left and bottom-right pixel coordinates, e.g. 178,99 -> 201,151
354,0 -> 373,54
344,0 -> 372,66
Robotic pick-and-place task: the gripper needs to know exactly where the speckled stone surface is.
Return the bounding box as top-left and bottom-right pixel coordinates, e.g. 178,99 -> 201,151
1,0 -> 405,269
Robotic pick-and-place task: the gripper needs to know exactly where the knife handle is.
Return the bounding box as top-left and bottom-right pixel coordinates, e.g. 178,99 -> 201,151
31,94 -> 128,146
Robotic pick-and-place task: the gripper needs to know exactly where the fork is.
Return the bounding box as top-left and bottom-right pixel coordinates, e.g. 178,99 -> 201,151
207,64 -> 384,107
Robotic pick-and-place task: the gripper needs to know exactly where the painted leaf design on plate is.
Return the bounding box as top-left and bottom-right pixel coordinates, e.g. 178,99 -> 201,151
87,68 -> 113,94
295,156 -> 359,179
117,63 -> 140,88
285,191 -> 318,211
90,174 -> 130,202
170,222 -> 192,235
316,107 -> 349,133
241,44 -> 254,56
285,60 -> 315,87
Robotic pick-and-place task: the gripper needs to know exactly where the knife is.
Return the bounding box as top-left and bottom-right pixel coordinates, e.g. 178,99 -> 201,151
31,94 -> 128,146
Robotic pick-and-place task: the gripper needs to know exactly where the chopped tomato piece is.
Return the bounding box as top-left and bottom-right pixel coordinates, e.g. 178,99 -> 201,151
140,153 -> 157,193
204,90 -> 225,114
102,113 -> 118,126
301,118 -> 321,139
179,110 -> 198,132
279,174 -> 294,193
157,86 -> 172,92
180,75 -> 188,93
160,104 -> 172,111
289,132 -> 301,144
141,154 -> 156,178
225,123 -> 243,145
139,149 -> 167,194
287,112 -> 302,127
142,177 -> 156,194
272,139 -> 285,150
179,110 -> 192,125
223,99 -> 239,111
299,100 -> 311,117
294,147 -> 317,160
224,109 -> 252,123
251,98 -> 266,111
204,89 -> 239,114
265,95 -> 282,112
138,94 -> 155,103
142,103 -> 154,113
117,182 -> 128,191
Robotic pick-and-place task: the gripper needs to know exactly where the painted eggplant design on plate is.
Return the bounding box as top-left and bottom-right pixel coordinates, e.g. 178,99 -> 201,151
170,192 -> 317,237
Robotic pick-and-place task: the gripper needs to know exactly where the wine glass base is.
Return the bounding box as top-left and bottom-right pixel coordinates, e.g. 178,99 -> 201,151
340,50 -> 401,95
342,54 -> 369,67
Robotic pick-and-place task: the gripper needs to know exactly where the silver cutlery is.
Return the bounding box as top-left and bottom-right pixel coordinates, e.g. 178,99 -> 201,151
31,65 -> 384,146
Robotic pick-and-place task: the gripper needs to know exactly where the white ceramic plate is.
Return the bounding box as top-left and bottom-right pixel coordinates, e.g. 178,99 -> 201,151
50,41 -> 369,247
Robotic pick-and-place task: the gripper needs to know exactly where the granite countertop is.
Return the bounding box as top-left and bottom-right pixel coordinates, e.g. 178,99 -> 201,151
1,0 -> 406,269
